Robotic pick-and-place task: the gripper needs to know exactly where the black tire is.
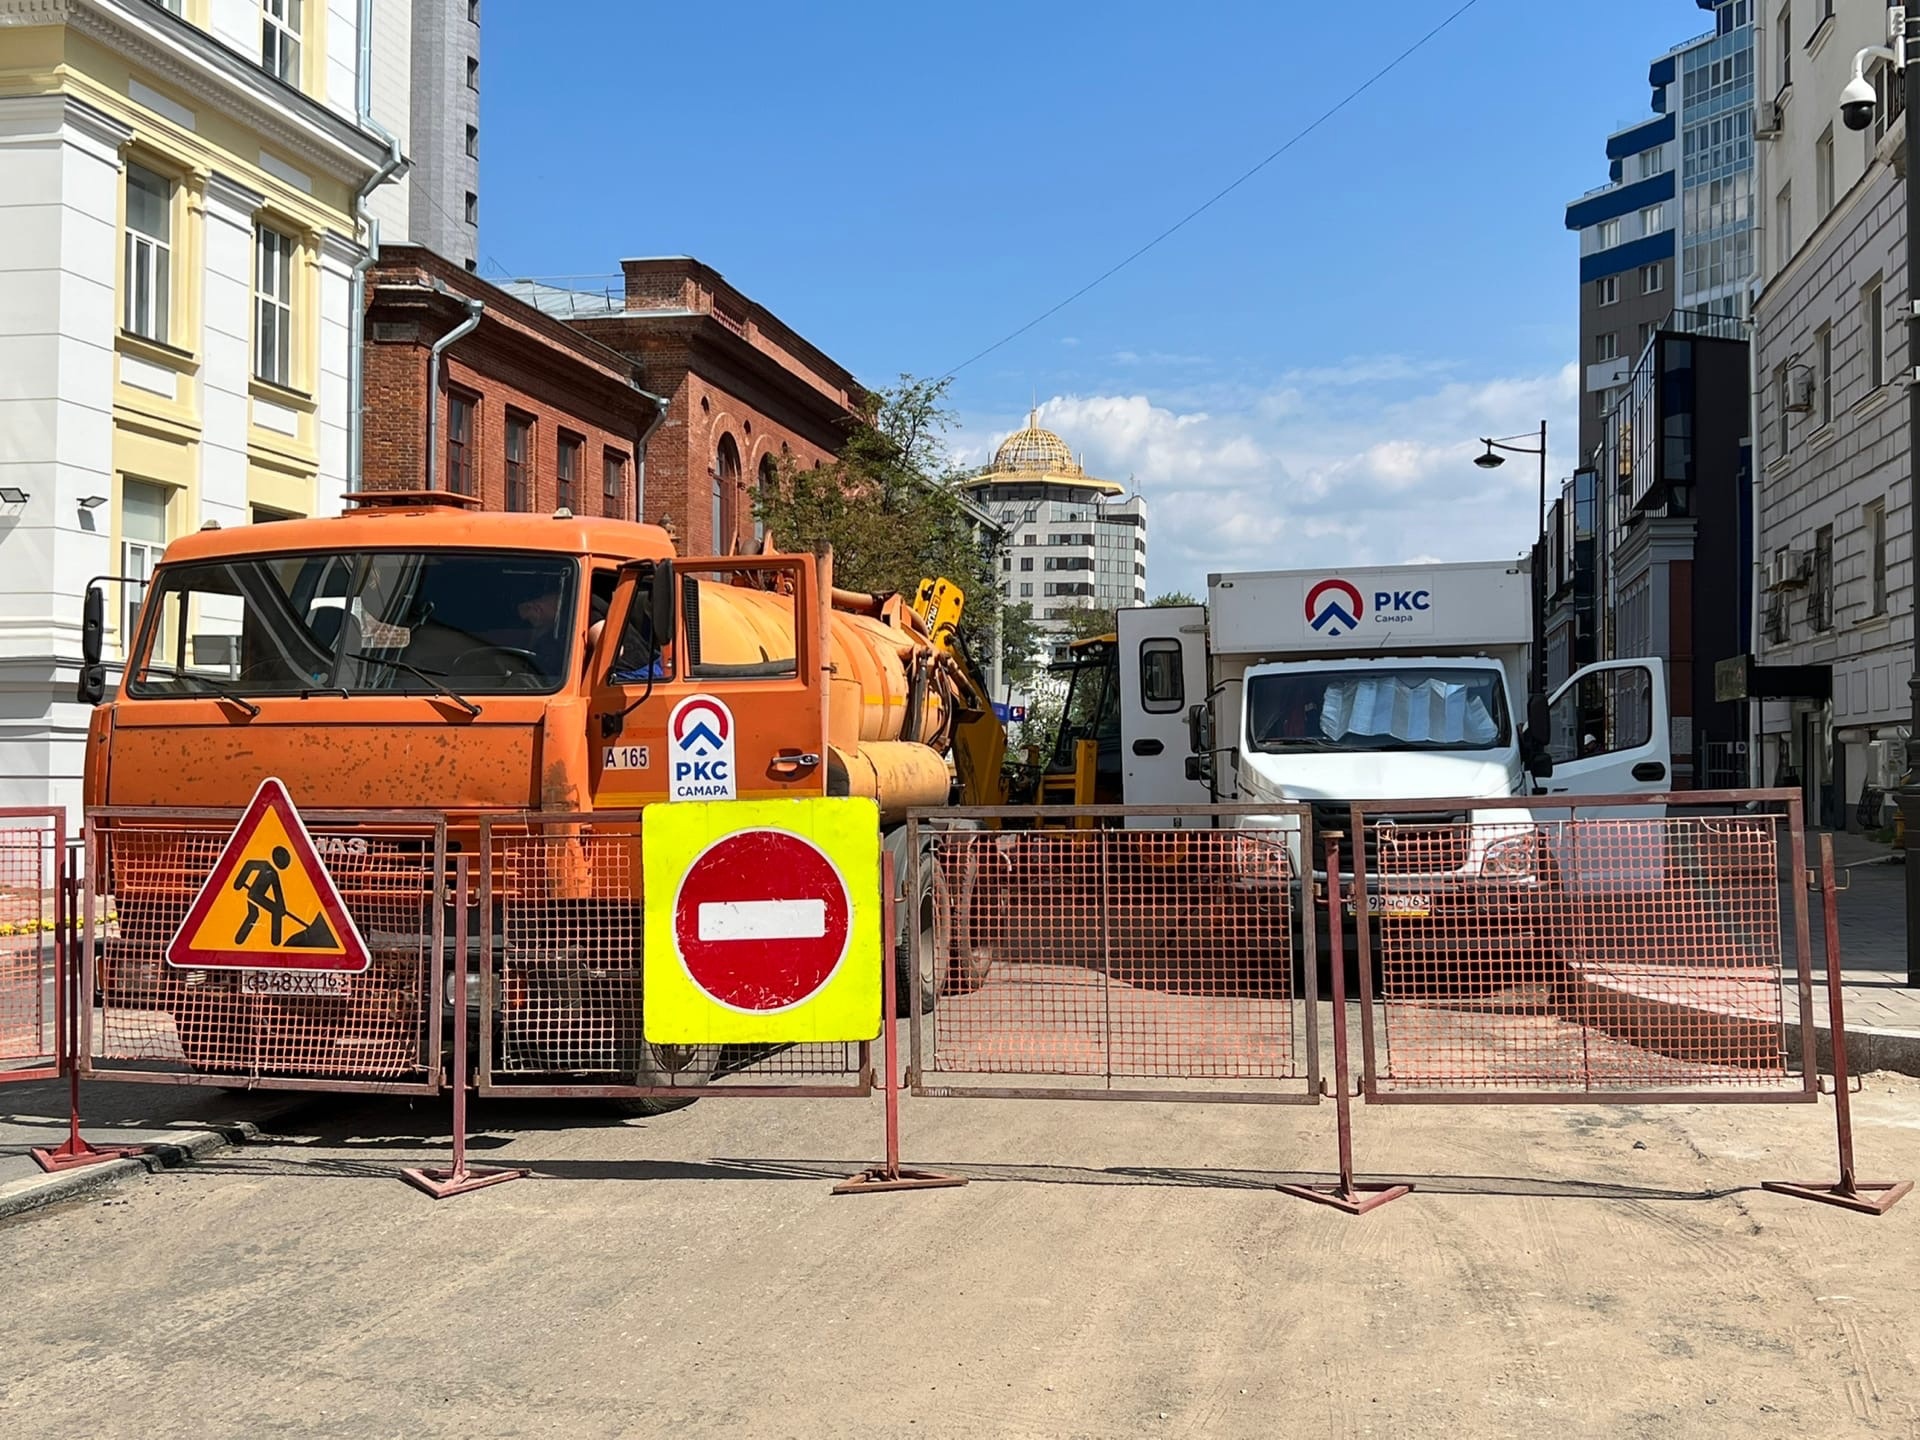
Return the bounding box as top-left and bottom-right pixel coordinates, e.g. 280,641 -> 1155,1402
606,1040 -> 720,1117
941,849 -> 993,995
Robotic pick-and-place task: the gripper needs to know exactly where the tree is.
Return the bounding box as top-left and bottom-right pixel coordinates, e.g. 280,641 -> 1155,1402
1150,590 -> 1199,607
1063,606 -> 1118,641
998,601 -> 1047,694
754,374 -> 1004,653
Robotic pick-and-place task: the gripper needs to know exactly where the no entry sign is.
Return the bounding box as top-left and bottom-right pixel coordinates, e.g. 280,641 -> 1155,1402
643,797 -> 882,1045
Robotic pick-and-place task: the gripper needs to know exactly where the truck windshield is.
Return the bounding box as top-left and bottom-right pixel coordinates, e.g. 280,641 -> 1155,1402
125,550 -> 580,698
1246,667 -> 1510,753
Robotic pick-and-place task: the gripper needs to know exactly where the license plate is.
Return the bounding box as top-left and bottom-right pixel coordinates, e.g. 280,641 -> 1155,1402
239,971 -> 352,998
1346,893 -> 1432,919
602,745 -> 650,771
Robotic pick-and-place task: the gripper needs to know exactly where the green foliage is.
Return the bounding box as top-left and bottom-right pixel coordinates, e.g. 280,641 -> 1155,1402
1063,606 -> 1119,641
1150,590 -> 1199,607
754,374 -> 1003,649
998,601 -> 1047,694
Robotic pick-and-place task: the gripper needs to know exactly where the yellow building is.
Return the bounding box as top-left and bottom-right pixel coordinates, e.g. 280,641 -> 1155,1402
0,0 -> 399,810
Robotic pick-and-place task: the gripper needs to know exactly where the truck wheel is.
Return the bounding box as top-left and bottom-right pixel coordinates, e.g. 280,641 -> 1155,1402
896,863 -> 948,1016
941,850 -> 994,995
608,1041 -> 719,1117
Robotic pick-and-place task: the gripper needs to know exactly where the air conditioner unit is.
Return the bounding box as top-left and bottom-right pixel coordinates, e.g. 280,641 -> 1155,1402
1784,368 -> 1816,412
1754,100 -> 1784,138
1769,550 -> 1811,588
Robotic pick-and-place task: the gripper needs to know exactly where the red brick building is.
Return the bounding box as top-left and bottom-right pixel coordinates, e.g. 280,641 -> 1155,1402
514,257 -> 864,556
360,246 -> 661,516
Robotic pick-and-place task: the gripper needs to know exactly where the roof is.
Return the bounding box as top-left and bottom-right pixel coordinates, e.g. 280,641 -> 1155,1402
158,503 -> 678,566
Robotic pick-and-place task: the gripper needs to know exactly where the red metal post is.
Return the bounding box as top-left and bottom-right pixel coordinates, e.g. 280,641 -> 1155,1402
402,855 -> 528,1200
33,840 -> 146,1173
1275,835 -> 1410,1215
836,848 -> 965,1194
1763,834 -> 1912,1215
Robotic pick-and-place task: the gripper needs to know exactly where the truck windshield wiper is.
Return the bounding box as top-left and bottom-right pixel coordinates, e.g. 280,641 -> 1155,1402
151,668 -> 262,718
347,652 -> 482,718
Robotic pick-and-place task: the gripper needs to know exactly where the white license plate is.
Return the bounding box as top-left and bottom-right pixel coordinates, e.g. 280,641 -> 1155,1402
239,971 -> 352,998
1346,893 -> 1432,919
602,745 -> 650,771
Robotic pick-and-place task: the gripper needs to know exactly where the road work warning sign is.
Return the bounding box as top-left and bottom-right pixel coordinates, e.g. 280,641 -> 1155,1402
165,777 -> 371,973
642,797 -> 881,1045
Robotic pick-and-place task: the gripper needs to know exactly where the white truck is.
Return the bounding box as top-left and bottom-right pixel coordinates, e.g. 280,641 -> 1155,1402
1114,559 -> 1673,921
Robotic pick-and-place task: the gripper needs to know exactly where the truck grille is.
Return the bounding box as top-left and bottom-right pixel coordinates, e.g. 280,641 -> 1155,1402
1310,803 -> 1471,875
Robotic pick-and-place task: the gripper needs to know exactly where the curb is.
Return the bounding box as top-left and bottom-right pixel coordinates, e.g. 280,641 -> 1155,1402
0,1118 -> 271,1223
1794,1019 -> 1920,1080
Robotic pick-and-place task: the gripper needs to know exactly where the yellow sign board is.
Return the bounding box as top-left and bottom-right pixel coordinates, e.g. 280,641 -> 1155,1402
165,778 -> 371,973
642,797 -> 881,1045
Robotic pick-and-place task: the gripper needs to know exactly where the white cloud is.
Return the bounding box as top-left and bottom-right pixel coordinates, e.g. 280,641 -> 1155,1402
956,358 -> 1580,597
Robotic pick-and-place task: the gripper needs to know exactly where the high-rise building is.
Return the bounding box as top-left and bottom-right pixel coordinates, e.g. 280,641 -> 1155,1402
0,0 -> 411,812
1749,0 -> 1910,828
1564,2 -> 1755,460
958,414 -> 1147,661
367,0 -> 482,271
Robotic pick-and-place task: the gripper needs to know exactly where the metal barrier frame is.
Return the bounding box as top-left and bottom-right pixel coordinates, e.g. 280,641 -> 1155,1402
906,803 -> 1322,1105
1345,789 -> 1817,1106
0,808 -> 67,1085
80,806 -> 448,1096
475,811 -> 873,1101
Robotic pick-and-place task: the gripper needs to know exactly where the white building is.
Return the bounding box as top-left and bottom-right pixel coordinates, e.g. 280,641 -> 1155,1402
1751,0 -> 1911,826
0,0 -> 472,814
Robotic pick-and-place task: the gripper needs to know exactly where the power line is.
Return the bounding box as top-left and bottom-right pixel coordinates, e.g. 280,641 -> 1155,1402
940,0 -> 1486,380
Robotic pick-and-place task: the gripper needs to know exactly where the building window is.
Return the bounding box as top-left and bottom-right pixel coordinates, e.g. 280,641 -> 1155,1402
261,0 -> 301,84
1775,185 -> 1791,268
1872,60 -> 1908,149
1640,263 -> 1663,295
1777,4 -> 1790,89
712,434 -> 740,550
1774,363 -> 1791,453
1815,324 -> 1832,427
1595,332 -> 1618,362
1639,203 -> 1665,234
464,192 -> 477,225
253,225 -> 294,387
602,449 -> 625,518
1020,556 -> 1033,572
1815,127 -> 1834,217
1867,499 -> 1888,617
1865,278 -> 1887,389
1001,556 -> 1011,573
1637,145 -> 1665,179
121,479 -> 170,648
466,56 -> 479,89
465,125 -> 479,159
122,164 -> 172,343
1019,583 -> 1032,598
1596,275 -> 1618,306
468,0 -> 478,19
1811,524 -> 1833,631
446,391 -> 474,495
556,433 -> 581,512
1597,218 -> 1622,249
505,412 -> 532,511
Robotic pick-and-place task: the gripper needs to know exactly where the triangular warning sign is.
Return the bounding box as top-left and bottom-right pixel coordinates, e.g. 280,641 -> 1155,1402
165,778 -> 372,973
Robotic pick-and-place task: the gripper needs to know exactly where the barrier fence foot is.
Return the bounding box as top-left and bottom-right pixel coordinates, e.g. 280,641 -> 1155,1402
833,1165 -> 968,1196
30,1137 -> 149,1174
400,1163 -> 530,1201
1760,1178 -> 1913,1217
1274,1179 -> 1412,1216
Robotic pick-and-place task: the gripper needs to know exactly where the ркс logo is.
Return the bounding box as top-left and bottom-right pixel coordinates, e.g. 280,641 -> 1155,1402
668,695 -> 737,800
1304,579 -> 1365,638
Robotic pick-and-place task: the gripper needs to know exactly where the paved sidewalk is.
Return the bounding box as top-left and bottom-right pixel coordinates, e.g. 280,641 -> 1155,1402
0,1078 -> 307,1221
1795,829 -> 1920,1073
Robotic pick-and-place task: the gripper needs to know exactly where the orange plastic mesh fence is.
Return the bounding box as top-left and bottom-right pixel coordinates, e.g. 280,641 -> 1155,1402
917,823 -> 1315,1098
86,821 -> 441,1089
1350,812 -> 1807,1097
484,826 -> 862,1092
0,818 -> 61,1078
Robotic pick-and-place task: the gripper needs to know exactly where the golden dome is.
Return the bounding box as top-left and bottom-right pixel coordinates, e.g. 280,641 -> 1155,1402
991,411 -> 1082,476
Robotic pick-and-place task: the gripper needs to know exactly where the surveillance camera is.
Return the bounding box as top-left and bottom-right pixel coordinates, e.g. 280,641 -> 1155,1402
1841,73 -> 1879,131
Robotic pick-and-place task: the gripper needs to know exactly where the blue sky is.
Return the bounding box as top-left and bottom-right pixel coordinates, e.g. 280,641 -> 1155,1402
481,0 -> 1715,595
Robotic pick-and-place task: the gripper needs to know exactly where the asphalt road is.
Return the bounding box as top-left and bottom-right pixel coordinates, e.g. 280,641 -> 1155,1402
3,1063 -> 1919,1438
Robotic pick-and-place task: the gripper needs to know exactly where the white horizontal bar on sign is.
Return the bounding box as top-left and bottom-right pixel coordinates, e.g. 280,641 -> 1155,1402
697,899 -> 827,943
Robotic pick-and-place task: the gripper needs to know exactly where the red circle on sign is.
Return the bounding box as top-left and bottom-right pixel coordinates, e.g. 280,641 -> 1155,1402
673,830 -> 852,1012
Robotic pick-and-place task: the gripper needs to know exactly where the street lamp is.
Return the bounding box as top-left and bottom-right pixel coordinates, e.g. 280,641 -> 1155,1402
1842,6 -> 1920,985
1472,421 -> 1551,706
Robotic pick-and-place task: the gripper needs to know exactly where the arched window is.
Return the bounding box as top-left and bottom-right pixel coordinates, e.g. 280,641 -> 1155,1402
713,433 -> 740,552
755,453 -> 777,549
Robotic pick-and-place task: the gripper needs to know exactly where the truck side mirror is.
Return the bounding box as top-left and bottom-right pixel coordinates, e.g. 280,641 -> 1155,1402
1528,751 -> 1555,780
1527,692 -> 1549,739
1186,701 -> 1212,756
76,584 -> 106,705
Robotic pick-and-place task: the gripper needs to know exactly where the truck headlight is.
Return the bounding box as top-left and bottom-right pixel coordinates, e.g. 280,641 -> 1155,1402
1482,833 -> 1538,879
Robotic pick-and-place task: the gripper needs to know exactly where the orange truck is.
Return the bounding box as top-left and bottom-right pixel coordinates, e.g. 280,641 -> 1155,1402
76,491 -> 1003,1098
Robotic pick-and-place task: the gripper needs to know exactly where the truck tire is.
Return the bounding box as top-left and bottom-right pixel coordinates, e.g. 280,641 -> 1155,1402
941,847 -> 994,994
608,1040 -> 720,1117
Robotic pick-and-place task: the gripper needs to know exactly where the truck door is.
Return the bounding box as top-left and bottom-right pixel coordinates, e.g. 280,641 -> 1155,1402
1116,604 -> 1211,825
1537,657 -> 1672,810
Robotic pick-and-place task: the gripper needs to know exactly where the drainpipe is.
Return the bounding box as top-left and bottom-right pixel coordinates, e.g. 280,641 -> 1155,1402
631,387 -> 669,521
425,297 -> 484,492
347,0 -> 409,492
